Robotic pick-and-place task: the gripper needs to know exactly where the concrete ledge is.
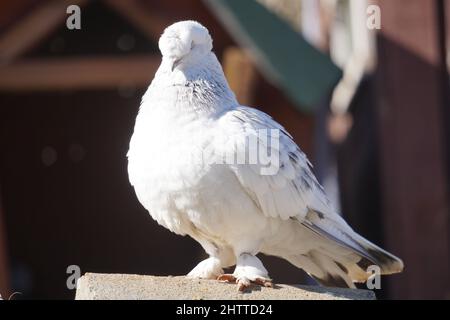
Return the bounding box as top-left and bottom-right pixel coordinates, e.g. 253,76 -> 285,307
75,273 -> 376,300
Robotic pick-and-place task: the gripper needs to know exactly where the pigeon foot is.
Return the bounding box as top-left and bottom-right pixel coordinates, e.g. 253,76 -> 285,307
217,274 -> 273,292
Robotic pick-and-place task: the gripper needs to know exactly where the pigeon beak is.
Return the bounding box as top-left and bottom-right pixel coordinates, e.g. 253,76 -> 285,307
171,58 -> 182,72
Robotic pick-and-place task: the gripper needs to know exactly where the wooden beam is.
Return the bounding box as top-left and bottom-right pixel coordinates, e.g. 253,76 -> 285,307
375,0 -> 450,299
222,47 -> 257,106
0,0 -> 88,65
104,0 -> 170,41
0,0 -> 169,65
0,55 -> 160,91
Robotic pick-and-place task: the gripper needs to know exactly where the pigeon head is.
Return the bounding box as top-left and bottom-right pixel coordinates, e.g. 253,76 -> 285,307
158,21 -> 213,71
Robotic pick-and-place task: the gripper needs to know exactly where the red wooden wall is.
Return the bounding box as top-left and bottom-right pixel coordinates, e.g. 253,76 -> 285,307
375,0 -> 450,299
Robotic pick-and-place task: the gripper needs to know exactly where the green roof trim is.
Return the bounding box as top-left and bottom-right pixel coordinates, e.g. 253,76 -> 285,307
204,0 -> 342,112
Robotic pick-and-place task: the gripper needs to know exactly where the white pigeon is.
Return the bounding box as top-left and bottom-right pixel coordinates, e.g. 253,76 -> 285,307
127,20 -> 403,291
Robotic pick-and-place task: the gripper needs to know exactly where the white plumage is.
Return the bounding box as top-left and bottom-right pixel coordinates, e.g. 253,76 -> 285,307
127,21 -> 403,290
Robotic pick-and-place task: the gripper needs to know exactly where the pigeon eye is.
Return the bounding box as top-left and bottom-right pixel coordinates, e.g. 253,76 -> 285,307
190,41 -> 195,50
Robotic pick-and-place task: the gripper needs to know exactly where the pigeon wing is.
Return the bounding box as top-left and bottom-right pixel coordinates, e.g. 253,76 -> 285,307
217,106 -> 403,276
